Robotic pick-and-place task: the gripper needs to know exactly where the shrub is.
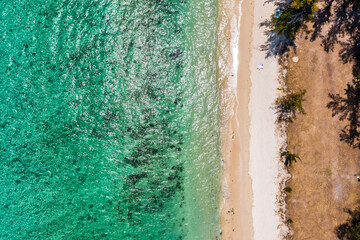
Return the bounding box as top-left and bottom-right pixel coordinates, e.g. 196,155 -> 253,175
275,89 -> 306,122
287,218 -> 294,224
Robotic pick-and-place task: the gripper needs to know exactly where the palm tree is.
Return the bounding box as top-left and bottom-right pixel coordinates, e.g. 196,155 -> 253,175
282,151 -> 301,167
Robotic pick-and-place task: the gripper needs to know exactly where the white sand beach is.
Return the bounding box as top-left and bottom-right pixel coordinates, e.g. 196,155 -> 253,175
220,0 -> 288,239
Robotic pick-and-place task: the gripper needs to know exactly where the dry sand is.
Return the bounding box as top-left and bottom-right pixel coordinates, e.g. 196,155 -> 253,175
219,0 -> 287,239
249,0 -> 289,239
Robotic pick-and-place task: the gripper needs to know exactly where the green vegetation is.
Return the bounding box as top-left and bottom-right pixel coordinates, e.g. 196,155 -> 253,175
325,168 -> 332,178
275,89 -> 306,122
283,151 -> 301,167
336,207 -> 360,240
356,76 -> 360,89
271,0 -> 318,40
270,2 -> 360,238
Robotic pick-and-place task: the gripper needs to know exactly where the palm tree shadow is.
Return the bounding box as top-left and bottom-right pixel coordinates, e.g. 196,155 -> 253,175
327,79 -> 360,149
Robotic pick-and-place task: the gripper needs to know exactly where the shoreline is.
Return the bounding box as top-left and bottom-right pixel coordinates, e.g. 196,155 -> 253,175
219,0 -> 254,238
219,0 -> 289,238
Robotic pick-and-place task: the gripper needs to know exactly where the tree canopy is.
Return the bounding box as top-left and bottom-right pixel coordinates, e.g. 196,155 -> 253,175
271,0 -> 318,39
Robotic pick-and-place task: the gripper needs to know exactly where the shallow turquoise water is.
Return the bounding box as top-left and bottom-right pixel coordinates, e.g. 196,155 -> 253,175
0,0 -> 220,239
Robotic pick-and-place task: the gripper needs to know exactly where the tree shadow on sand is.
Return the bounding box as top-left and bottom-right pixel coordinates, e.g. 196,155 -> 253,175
313,0 -> 360,149
312,0 -> 360,76
327,79 -> 360,149
260,0 -> 360,72
260,0 -> 298,58
260,0 -> 318,58
260,20 -> 293,58
335,207 -> 360,239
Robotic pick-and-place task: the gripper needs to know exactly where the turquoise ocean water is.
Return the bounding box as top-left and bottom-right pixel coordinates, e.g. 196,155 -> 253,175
0,0 -> 220,239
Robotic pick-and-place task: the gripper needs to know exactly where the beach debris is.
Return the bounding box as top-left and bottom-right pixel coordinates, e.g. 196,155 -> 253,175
275,9 -> 282,18
257,62 -> 264,70
292,56 -> 299,63
354,174 -> 360,181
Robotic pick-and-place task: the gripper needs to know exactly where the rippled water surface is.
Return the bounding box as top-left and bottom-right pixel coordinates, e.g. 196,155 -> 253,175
0,0 -> 220,239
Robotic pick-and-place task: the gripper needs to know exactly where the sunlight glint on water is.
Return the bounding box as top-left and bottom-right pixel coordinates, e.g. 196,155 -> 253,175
0,0 -> 220,239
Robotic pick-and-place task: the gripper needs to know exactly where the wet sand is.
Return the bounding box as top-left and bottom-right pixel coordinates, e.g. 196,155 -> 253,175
219,0 -> 288,239
218,0 -> 254,239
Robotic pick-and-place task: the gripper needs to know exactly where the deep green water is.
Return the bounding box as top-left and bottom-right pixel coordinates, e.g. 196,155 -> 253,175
0,0 -> 220,239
